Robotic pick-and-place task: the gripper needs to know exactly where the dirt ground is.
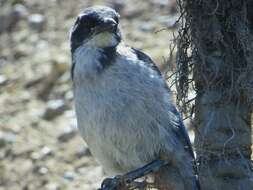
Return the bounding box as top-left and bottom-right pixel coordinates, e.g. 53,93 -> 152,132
0,0 -> 179,189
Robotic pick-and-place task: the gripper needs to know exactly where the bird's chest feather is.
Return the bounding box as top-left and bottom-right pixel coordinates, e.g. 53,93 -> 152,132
74,62 -> 135,145
73,49 -> 138,136
74,82 -> 116,141
73,51 -> 166,173
74,68 -> 149,173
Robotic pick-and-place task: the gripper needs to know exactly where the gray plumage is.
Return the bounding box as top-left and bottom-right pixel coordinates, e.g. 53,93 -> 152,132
70,6 -> 198,190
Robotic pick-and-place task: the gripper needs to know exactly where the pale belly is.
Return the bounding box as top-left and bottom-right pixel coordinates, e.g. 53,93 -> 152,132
74,87 -> 162,175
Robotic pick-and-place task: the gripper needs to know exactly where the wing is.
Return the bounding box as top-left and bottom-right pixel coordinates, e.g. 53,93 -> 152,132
131,47 -> 195,159
131,47 -> 162,76
169,106 -> 195,159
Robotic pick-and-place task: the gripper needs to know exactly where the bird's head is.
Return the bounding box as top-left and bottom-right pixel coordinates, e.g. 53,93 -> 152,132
70,6 -> 121,53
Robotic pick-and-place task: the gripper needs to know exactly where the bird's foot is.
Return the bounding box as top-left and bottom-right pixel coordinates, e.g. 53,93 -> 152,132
98,159 -> 168,190
99,176 -> 152,190
99,175 -> 127,190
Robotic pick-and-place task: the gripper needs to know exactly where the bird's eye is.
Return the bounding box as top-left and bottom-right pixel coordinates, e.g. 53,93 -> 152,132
80,15 -> 97,28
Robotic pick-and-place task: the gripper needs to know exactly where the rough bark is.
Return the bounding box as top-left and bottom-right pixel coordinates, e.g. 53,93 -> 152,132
176,0 -> 253,189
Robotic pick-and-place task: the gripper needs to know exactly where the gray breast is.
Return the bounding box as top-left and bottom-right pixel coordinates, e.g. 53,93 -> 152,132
73,47 -> 180,175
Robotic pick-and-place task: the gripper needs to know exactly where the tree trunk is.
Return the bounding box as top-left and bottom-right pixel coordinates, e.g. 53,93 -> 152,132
177,0 -> 253,189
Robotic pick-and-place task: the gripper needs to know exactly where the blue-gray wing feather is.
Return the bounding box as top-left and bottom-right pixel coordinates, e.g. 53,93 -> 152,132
131,47 -> 195,159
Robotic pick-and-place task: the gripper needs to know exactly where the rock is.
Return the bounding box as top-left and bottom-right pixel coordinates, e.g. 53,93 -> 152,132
38,167 -> 49,175
75,147 -> 91,158
12,4 -> 28,19
52,56 -> 69,75
58,125 -> 77,142
30,151 -> 41,161
43,99 -> 68,120
0,132 -> 16,148
28,14 -> 46,32
0,75 -> 7,86
33,165 -> 49,175
0,4 -> 27,33
14,44 -> 30,59
30,147 -> 53,160
40,146 -> 53,158
63,171 -> 76,181
64,91 -> 73,101
44,183 -> 60,190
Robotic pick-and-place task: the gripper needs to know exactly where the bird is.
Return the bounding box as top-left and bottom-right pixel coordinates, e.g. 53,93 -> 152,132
69,6 -> 199,190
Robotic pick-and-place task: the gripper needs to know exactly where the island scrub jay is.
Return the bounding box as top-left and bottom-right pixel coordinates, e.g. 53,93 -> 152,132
70,6 -> 199,190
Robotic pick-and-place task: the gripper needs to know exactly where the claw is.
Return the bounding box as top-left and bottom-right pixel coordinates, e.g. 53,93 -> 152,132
99,159 -> 168,190
99,175 -> 127,190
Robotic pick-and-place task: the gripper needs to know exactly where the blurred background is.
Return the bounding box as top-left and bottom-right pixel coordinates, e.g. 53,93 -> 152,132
0,0 -> 179,189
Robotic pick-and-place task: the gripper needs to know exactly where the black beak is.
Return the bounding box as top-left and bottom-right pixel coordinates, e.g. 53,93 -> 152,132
97,18 -> 118,33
